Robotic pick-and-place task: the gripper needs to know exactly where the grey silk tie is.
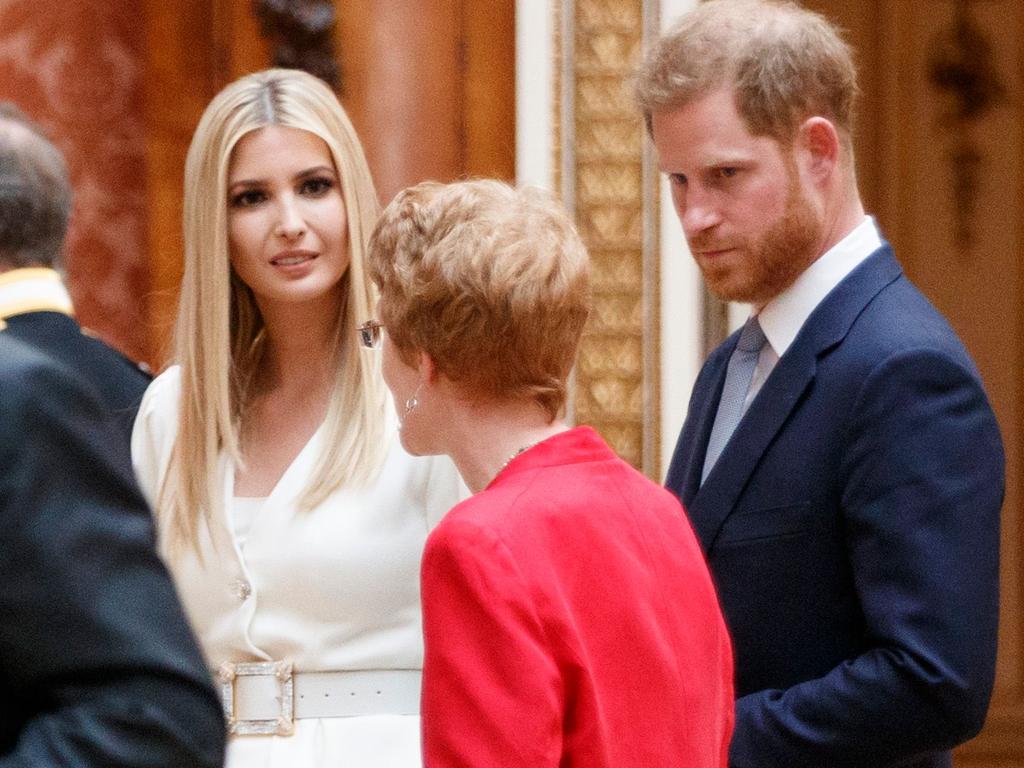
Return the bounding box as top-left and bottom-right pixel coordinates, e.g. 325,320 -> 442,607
701,316 -> 767,484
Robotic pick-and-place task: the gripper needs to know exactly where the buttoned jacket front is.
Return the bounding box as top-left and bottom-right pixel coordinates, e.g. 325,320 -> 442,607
132,366 -> 463,767
666,245 -> 1003,768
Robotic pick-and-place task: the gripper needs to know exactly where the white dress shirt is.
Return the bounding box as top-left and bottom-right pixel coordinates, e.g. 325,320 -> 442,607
743,217 -> 883,409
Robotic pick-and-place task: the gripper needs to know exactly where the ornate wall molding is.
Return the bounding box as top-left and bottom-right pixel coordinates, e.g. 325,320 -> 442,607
253,0 -> 340,90
927,0 -> 1007,247
561,0 -> 658,475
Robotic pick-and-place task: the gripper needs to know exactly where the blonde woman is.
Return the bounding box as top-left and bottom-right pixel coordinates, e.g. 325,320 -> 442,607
131,69 -> 461,767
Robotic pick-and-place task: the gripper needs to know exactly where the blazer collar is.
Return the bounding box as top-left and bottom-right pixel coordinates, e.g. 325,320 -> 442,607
488,426 -> 616,489
688,244 -> 903,549
0,268 -> 74,321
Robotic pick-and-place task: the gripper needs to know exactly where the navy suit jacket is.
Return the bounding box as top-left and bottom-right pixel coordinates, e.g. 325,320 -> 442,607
666,245 -> 1003,768
0,334 -> 224,767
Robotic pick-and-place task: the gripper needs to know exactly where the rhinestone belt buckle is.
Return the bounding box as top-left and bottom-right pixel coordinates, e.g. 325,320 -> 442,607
218,660 -> 295,736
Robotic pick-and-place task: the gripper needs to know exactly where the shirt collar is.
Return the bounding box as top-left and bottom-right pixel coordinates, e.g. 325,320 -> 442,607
756,216 -> 882,357
0,267 -> 74,322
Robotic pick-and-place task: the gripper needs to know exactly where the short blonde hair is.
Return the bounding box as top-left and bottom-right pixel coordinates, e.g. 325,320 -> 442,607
162,69 -> 386,552
368,180 -> 590,421
634,0 -> 858,146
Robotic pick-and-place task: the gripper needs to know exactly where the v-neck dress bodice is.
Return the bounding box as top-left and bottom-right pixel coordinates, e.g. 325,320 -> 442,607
131,367 -> 465,767
230,496 -> 265,551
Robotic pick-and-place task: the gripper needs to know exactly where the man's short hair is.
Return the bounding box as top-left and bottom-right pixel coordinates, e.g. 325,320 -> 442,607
0,103 -> 73,269
634,0 -> 858,146
368,179 -> 591,420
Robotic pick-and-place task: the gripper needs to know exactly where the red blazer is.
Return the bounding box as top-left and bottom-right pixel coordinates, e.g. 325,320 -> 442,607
421,426 -> 733,767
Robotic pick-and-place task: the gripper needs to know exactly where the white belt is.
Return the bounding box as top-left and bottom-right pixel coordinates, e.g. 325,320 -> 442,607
217,661 -> 421,736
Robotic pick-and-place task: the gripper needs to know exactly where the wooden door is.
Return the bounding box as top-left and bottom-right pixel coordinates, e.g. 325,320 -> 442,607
143,0 -> 268,365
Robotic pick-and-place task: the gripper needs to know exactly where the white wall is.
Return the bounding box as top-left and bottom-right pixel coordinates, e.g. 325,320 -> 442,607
515,0 -> 709,479
655,0 -> 703,478
515,0 -> 556,191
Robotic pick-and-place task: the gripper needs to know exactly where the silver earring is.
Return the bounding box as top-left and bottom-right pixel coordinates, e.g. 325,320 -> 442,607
400,383 -> 423,428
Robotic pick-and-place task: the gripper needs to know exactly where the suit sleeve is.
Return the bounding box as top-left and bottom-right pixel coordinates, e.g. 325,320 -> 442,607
420,516 -> 563,767
130,367 -> 179,510
729,348 -> 1003,767
0,358 -> 225,768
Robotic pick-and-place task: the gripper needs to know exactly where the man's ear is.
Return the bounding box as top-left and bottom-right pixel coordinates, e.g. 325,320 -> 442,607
797,116 -> 841,182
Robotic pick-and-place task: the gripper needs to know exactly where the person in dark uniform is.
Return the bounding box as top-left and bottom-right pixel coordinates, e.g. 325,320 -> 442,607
0,331 -> 226,767
0,102 -> 150,443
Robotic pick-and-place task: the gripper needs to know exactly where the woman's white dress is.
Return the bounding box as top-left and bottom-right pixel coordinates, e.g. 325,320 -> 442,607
131,367 -> 463,767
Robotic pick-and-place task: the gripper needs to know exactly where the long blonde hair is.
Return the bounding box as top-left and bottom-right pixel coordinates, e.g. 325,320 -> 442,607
160,68 -> 386,552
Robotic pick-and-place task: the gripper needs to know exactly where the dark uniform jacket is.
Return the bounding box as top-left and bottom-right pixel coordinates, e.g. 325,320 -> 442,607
2,308 -> 150,443
0,332 -> 224,767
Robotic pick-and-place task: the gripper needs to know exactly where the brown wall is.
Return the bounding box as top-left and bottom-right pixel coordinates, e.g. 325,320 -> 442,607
143,0 -> 270,364
0,0 -> 150,363
338,1 -> 515,203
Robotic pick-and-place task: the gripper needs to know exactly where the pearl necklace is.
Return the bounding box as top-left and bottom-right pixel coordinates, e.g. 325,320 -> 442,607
494,442 -> 536,481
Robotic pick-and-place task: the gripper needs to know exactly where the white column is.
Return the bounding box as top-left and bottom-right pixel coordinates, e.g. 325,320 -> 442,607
515,0 -> 556,191
656,0 -> 703,478
516,0 -> 711,475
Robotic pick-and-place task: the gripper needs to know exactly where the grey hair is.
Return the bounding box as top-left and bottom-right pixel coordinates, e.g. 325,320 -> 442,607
0,103 -> 73,269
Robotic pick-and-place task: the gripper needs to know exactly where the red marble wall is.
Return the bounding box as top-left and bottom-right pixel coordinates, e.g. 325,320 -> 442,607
0,0 -> 149,362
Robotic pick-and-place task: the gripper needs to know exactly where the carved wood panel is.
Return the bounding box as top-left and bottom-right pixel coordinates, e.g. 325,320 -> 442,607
564,0 -> 655,473
254,0 -> 339,89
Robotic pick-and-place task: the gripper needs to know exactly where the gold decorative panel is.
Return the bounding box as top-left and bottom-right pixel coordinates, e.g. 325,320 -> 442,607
563,0 -> 655,474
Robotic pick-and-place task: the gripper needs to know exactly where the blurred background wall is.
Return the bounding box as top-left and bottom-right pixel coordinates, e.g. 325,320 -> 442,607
0,0 -> 150,362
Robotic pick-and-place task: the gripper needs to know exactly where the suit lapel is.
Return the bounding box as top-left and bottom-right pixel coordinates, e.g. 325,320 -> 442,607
670,337 -> 737,509
687,244 -> 904,551
690,341 -> 817,547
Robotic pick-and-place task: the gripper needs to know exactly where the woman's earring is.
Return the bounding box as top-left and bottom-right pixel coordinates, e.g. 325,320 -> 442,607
400,382 -> 424,428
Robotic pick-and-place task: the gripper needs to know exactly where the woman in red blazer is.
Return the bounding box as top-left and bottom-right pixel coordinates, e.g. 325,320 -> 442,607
366,179 -> 733,767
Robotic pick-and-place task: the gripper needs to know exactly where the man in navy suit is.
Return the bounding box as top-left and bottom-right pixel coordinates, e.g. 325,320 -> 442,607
0,102 -> 149,444
635,1 -> 1003,766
